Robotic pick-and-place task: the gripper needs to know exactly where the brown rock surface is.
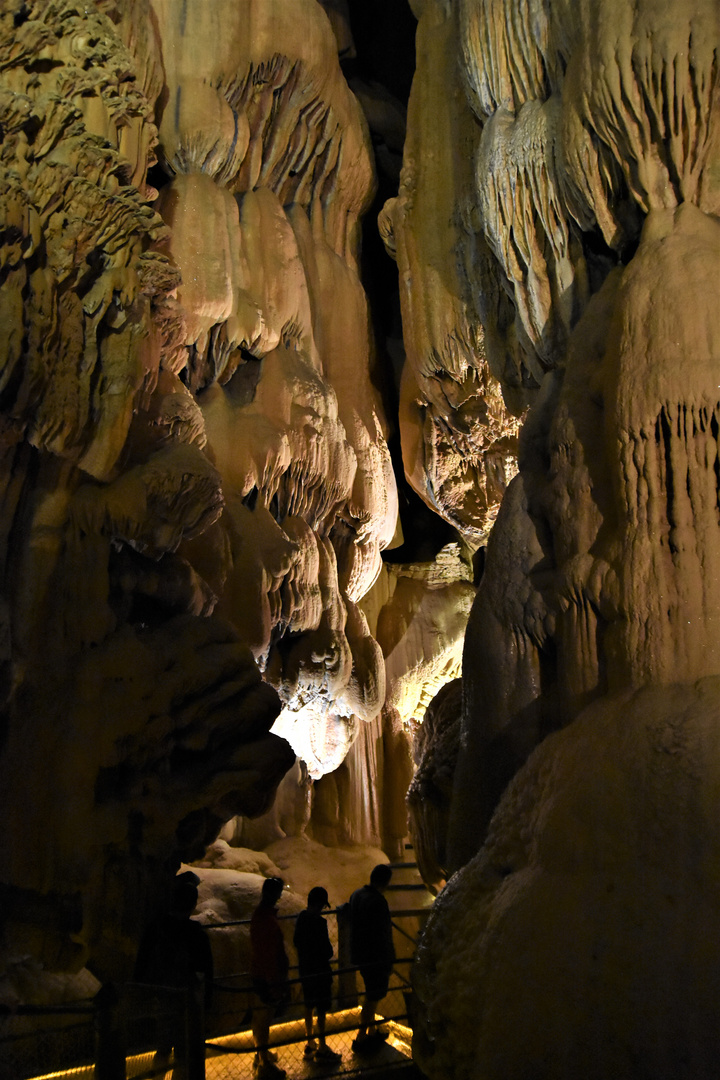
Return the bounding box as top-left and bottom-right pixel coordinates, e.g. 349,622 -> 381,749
380,0 -> 521,545
415,683 -> 720,1080
402,0 -> 720,1076
0,0 -> 401,984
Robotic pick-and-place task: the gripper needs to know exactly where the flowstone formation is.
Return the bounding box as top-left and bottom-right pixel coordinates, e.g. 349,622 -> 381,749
0,0 -> 407,989
416,682 -> 720,1080
379,0 -> 521,546
148,0 -> 398,779
219,541 -> 475,863
402,0 -> 720,1077
0,0 -> 295,982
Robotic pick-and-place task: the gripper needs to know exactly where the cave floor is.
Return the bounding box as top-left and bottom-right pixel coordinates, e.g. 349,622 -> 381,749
26,1005 -> 416,1080
202,1008 -> 415,1079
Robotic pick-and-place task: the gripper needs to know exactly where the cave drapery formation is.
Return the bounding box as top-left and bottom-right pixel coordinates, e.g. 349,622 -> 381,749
0,0 -> 485,988
403,0 -> 720,1077
2,0 -> 720,1077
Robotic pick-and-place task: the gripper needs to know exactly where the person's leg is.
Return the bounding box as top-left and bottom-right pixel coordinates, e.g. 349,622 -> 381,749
357,964 -> 391,1042
185,997 -> 206,1080
171,1006 -> 189,1079
314,1005 -> 341,1061
359,994 -> 379,1039
316,1006 -> 326,1047
252,1003 -> 271,1064
303,1003 -> 317,1055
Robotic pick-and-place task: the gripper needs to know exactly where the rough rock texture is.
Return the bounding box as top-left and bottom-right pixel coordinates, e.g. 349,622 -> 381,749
0,0 -> 407,988
220,545 -> 475,860
443,0 -> 720,865
147,0 -> 399,779
11,6 -> 720,1078
399,0 -> 720,1076
380,0 -> 521,545
0,0 -> 293,982
414,682 -> 720,1080
407,678 -> 462,890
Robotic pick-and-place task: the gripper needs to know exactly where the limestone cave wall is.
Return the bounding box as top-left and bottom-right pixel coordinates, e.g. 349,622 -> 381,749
0,0 -> 455,988
3,1 -> 718,1076
402,1 -> 720,1077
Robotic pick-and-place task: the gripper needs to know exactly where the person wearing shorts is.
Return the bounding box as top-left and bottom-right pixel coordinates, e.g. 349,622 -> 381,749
293,887 -> 341,1062
357,961 -> 390,1004
348,864 -> 395,1053
250,877 -> 289,1079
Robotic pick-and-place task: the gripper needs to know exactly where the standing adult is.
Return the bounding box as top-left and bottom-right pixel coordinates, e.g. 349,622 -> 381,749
348,864 -> 395,1052
293,886 -> 342,1062
249,877 -> 289,1079
134,870 -> 213,1080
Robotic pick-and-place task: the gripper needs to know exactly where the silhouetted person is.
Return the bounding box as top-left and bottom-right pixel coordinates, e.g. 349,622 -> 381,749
250,876 -> 289,1079
134,871 -> 213,1080
293,886 -> 341,1062
348,863 -> 394,1052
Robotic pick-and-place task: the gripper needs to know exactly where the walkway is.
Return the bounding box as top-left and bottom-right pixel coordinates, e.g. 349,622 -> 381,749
10,849 -> 433,1080
19,1006 -> 415,1080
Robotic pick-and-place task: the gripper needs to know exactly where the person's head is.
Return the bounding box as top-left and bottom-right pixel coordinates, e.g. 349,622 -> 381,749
369,863 -> 392,891
307,886 -> 329,910
172,870 -> 200,915
261,876 -> 285,906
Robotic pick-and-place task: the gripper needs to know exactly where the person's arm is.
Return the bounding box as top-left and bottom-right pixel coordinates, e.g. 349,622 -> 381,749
276,919 -> 290,979
383,897 -> 395,963
323,919 -> 333,960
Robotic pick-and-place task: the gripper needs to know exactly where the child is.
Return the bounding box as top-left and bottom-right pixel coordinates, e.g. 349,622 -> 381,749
293,887 -> 342,1062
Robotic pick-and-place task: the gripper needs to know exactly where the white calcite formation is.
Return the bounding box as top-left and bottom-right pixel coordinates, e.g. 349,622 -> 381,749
378,545 -> 475,730
222,545 -> 476,858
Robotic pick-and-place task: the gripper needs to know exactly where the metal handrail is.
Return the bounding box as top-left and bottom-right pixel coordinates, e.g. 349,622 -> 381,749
0,1002 -> 95,1016
391,921 -> 418,947
204,906 -> 425,930
213,956 -> 412,991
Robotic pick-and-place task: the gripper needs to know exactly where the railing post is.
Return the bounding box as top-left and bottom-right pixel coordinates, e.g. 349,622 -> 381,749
94,983 -> 126,1080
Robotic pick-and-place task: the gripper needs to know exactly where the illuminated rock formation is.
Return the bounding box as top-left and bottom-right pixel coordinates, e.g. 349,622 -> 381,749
416,683 -> 720,1079
0,0 -> 298,981
379,0 -> 521,545
149,0 -> 398,780
0,0 -> 402,985
406,0 -> 720,1076
223,544 -> 475,859
443,0 -> 720,864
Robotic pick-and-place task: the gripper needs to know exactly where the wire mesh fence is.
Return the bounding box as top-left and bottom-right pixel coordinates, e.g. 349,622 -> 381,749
205,972 -> 414,1080
1,908 -> 424,1080
201,904 -> 419,1080
0,1004 -> 95,1080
